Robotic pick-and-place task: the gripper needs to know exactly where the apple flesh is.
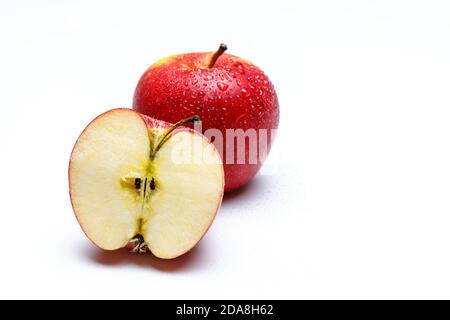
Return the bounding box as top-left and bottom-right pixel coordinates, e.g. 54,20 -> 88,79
133,44 -> 279,192
69,108 -> 224,259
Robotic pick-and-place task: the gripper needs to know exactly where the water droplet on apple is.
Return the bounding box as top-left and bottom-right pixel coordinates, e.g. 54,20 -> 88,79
241,88 -> 250,97
198,91 -> 205,97
234,62 -> 245,75
203,75 -> 213,81
192,79 -> 198,85
217,82 -> 229,91
258,89 -> 263,96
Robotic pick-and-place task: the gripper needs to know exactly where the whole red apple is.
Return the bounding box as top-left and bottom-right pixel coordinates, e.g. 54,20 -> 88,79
133,44 -> 279,192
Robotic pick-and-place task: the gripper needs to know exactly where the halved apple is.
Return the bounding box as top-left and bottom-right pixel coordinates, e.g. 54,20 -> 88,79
69,108 -> 224,259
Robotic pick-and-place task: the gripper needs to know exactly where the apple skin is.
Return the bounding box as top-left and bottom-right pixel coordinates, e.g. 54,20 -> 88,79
133,51 -> 279,192
69,108 -> 224,255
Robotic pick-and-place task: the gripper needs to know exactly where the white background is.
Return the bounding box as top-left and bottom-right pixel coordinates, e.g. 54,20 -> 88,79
1,0 -> 449,299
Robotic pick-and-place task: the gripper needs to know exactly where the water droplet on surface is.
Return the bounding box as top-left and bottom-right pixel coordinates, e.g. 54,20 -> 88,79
192,79 -> 198,85
203,75 -> 213,81
217,82 -> 228,91
198,91 -> 205,97
258,89 -> 263,96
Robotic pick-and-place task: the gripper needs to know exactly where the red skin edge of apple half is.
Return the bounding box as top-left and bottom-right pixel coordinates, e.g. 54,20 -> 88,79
68,108 -> 225,258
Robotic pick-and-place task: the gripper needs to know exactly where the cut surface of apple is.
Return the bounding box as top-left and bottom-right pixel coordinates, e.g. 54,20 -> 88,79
69,108 -> 224,259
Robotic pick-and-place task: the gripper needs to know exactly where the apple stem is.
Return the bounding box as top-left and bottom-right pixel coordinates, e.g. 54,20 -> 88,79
151,115 -> 201,159
208,43 -> 228,68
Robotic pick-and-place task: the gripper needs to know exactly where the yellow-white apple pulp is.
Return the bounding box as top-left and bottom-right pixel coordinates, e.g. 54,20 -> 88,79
69,109 -> 224,259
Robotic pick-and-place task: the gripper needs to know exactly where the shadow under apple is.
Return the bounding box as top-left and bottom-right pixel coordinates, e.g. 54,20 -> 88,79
222,174 -> 272,207
82,242 -> 205,272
